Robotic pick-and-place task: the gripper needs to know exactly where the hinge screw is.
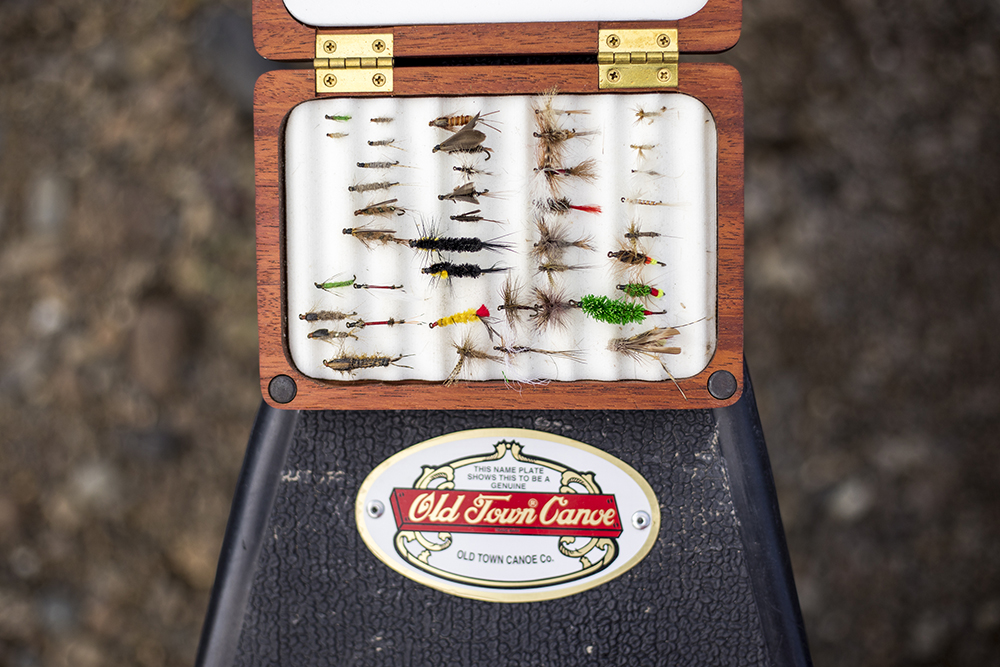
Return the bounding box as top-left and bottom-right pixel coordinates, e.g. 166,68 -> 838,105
657,68 -> 672,82
323,73 -> 337,88
607,69 -> 621,83
656,33 -> 671,48
372,73 -> 386,87
322,39 -> 336,54
606,34 -> 620,48
372,39 -> 386,53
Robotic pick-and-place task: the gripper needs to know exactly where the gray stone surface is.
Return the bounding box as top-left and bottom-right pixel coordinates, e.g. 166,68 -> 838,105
0,0 -> 998,665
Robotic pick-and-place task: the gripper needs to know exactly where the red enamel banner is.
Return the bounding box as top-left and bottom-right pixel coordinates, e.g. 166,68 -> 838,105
390,488 -> 623,538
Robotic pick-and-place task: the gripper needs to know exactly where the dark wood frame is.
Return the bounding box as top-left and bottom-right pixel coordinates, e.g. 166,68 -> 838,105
252,0 -> 743,409
256,63 -> 743,409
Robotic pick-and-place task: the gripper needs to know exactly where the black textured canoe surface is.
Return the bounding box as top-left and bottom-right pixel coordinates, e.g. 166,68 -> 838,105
233,410 -> 768,667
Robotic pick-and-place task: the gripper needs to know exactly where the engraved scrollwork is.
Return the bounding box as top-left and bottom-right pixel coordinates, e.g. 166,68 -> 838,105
558,535 -> 598,558
395,530 -> 453,566
558,536 -> 618,573
413,465 -> 455,490
560,470 -> 601,494
413,531 -> 452,552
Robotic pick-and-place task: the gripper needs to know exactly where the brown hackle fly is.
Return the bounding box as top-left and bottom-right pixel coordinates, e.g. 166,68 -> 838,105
533,97 -> 597,167
533,158 -> 598,193
609,327 -> 681,358
528,286 -> 576,331
530,218 -> 594,261
497,277 -> 536,329
624,221 -> 661,246
533,126 -> 598,144
533,122 -> 597,169
445,332 -> 502,385
608,327 -> 685,398
536,262 -> 593,283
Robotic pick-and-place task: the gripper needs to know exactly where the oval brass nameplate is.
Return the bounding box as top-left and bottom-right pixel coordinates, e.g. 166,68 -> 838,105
356,428 -> 660,603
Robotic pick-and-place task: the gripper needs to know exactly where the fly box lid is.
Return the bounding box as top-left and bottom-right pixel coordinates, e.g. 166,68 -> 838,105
253,0 -> 744,410
254,0 -> 741,60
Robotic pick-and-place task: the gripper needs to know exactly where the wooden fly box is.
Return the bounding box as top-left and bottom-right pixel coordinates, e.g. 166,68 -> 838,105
253,0 -> 744,410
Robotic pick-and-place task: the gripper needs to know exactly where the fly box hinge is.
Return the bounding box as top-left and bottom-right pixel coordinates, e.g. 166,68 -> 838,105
598,29 -> 679,89
315,34 -> 394,94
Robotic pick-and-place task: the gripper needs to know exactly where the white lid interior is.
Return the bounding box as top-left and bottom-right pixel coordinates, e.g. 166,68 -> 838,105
283,0 -> 710,28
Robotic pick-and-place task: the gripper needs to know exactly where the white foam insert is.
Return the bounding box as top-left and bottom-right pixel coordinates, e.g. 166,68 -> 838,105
283,0 -> 710,27
285,93 -> 717,383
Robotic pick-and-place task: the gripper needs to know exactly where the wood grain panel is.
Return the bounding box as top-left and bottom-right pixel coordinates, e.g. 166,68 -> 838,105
253,0 -> 316,61
255,64 -> 743,410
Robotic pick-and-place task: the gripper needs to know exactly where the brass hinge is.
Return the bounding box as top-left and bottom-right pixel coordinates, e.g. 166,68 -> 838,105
598,29 -> 678,89
315,34 -> 393,94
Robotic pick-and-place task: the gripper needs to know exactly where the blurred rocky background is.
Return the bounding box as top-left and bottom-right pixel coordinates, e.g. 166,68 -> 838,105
0,0 -> 997,665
